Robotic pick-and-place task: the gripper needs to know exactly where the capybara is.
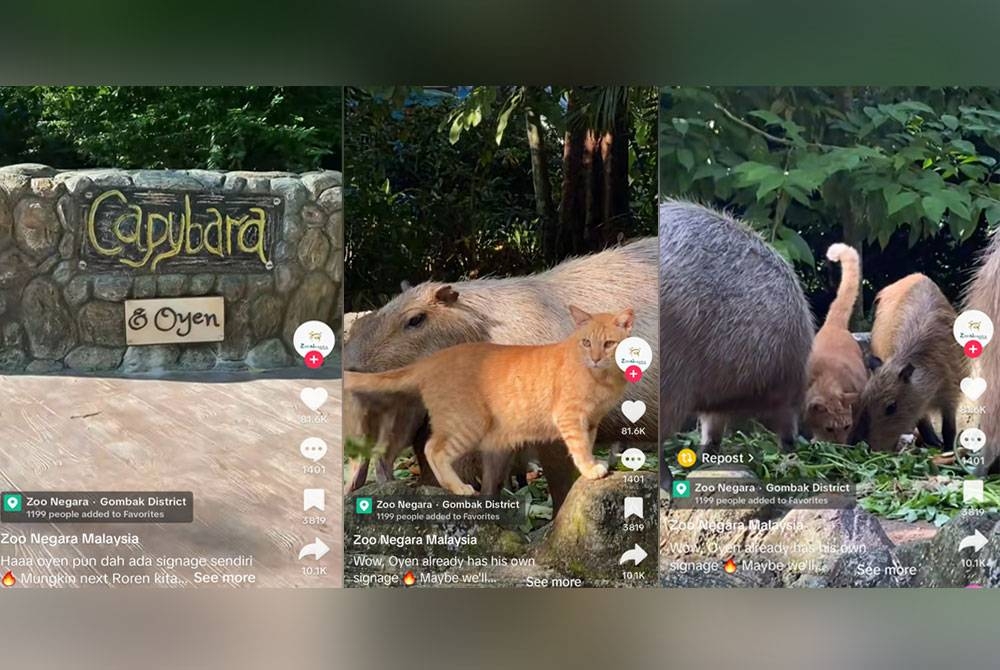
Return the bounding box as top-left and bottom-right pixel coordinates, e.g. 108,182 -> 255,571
851,273 -> 967,452
344,311 -> 429,491
659,200 -> 814,462
804,243 -> 868,443
344,238 -> 658,504
967,232 -> 1000,475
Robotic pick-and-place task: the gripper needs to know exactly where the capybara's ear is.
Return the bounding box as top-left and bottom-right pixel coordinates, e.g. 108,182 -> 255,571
898,362 -> 915,383
400,280 -> 412,291
433,285 -> 460,305
568,305 -> 592,326
614,307 -> 635,331
865,354 -> 883,371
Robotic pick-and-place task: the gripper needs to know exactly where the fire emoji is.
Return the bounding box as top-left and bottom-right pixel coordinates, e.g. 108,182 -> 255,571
2,571 -> 15,587
402,571 -> 416,587
723,558 -> 737,575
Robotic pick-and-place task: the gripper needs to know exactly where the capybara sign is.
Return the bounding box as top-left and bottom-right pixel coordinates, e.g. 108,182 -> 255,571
76,188 -> 281,273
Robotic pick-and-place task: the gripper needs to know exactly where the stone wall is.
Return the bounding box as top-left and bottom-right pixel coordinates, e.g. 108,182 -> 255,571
0,164 -> 343,374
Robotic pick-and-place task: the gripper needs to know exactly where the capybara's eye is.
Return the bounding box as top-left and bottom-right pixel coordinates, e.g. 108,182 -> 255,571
885,402 -> 897,416
405,313 -> 427,329
581,338 -> 591,348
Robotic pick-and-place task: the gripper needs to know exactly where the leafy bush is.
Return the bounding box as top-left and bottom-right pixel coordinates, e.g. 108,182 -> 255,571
0,86 -> 342,171
659,87 -> 1000,312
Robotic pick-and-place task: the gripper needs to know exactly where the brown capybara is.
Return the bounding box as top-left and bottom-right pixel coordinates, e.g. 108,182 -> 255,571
343,238 -> 658,506
967,232 -> 1000,475
851,273 -> 968,451
659,200 -> 814,462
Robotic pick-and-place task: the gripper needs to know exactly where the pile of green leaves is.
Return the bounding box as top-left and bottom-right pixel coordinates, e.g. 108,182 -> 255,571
667,429 -> 1000,526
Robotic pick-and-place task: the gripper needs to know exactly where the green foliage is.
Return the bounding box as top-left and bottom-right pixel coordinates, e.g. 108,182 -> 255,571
0,86 -> 342,171
345,87 -> 543,310
659,87 -> 1000,306
345,86 -> 658,312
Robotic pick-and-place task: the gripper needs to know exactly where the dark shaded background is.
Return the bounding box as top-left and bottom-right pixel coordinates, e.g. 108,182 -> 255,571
2,1 -> 1000,85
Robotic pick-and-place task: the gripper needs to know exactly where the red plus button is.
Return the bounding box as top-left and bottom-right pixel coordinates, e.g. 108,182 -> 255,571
625,365 -> 643,384
964,340 -> 983,359
304,350 -> 325,369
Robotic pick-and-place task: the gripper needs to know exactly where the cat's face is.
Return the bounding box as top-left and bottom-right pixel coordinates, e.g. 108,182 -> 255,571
806,392 -> 857,444
569,306 -> 635,371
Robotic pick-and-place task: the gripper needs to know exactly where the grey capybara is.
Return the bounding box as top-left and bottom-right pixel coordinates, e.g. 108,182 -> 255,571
659,200 -> 814,469
967,231 -> 1000,475
344,238 -> 658,506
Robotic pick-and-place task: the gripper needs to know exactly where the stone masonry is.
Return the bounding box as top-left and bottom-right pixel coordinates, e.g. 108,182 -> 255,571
0,164 -> 343,374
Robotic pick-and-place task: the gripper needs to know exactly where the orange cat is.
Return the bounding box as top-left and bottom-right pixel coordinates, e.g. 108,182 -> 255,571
804,243 -> 868,443
344,306 -> 634,495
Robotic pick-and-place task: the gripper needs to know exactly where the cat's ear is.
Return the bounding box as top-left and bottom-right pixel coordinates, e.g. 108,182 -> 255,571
614,307 -> 635,332
433,285 -> 460,306
568,305 -> 592,326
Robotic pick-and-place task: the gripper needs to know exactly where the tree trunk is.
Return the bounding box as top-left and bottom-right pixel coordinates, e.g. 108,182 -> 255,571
558,88 -> 632,261
836,86 -> 866,329
558,92 -> 591,260
523,88 -> 556,258
600,98 -> 631,247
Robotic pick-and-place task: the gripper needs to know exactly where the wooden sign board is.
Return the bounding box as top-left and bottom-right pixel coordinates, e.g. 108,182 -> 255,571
75,188 -> 280,273
125,297 -> 225,346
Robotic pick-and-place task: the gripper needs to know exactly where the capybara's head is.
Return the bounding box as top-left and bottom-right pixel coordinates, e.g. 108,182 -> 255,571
568,305 -> 634,371
805,390 -> 859,445
343,282 -> 490,372
851,357 -> 923,451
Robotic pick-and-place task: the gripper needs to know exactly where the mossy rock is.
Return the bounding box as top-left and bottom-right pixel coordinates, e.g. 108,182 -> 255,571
536,471 -> 658,581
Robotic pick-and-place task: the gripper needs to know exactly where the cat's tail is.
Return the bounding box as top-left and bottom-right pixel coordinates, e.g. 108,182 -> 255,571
344,366 -> 422,398
824,243 -> 861,330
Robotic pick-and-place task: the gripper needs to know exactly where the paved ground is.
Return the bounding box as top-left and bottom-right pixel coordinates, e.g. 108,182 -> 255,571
0,372 -> 342,588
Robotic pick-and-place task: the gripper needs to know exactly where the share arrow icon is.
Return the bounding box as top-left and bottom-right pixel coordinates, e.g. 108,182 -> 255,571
619,544 -> 648,566
298,537 -> 330,560
959,530 -> 989,553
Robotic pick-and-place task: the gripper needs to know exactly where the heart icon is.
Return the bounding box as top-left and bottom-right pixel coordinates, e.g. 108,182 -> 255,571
961,376 -> 987,401
621,400 -> 646,424
300,387 -> 329,411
